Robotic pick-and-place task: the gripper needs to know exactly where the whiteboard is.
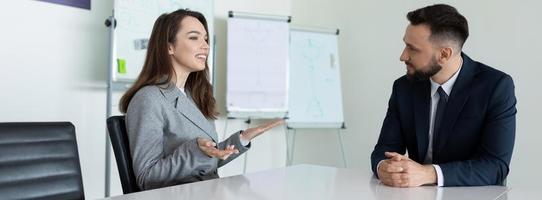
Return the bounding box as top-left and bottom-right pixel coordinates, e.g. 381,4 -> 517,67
287,29 -> 344,128
226,16 -> 290,118
113,0 -> 214,82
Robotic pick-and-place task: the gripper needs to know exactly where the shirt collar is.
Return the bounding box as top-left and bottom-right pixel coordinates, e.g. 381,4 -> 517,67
178,87 -> 186,96
430,65 -> 462,98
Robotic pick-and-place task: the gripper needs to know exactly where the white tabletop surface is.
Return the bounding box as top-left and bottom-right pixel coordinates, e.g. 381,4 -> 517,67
102,164 -> 510,200
497,186 -> 540,200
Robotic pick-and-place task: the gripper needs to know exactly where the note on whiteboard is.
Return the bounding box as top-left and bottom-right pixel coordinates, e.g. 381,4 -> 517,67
226,17 -> 290,118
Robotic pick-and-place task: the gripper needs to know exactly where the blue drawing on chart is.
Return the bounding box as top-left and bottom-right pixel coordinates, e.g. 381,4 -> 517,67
298,37 -> 327,118
289,31 -> 342,124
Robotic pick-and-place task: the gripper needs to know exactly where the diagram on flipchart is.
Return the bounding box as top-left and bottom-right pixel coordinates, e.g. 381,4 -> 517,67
287,30 -> 344,128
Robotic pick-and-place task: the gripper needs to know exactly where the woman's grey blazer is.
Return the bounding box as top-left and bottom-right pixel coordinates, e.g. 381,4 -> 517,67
126,84 -> 249,190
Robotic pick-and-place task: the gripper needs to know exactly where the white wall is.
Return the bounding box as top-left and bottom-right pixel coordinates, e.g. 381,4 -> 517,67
291,0 -> 542,188
0,0 -> 112,199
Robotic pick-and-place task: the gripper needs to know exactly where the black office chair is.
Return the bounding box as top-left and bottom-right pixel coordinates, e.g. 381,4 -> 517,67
107,115 -> 140,194
0,122 -> 85,200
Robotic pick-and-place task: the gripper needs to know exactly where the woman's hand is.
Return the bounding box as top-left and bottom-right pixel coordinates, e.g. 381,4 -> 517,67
197,138 -> 239,160
240,119 -> 285,141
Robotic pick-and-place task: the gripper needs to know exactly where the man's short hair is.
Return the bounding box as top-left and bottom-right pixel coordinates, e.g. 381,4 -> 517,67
407,4 -> 469,48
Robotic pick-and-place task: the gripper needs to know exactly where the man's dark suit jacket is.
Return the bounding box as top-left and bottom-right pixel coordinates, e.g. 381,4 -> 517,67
371,53 -> 516,186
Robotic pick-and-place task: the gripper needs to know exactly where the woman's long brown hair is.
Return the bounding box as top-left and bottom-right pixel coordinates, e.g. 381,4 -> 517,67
119,9 -> 217,119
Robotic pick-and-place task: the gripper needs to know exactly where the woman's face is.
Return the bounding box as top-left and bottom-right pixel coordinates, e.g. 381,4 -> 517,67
168,16 -> 209,73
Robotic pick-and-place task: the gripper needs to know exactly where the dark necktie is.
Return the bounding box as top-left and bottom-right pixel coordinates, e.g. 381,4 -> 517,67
432,86 -> 448,162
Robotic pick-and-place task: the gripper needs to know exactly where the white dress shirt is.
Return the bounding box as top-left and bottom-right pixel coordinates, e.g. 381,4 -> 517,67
178,87 -> 186,96
428,66 -> 462,186
376,65 -> 462,187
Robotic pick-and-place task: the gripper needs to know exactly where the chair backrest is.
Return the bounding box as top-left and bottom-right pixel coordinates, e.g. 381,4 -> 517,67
106,115 -> 140,194
0,122 -> 85,200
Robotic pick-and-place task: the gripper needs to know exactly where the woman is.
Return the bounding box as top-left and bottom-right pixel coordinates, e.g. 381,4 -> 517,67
119,9 -> 283,190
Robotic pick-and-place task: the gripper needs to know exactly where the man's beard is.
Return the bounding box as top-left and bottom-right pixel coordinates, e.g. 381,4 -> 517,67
407,57 -> 442,81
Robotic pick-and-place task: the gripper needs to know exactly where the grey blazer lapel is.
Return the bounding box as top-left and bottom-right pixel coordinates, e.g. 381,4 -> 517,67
160,84 -> 217,141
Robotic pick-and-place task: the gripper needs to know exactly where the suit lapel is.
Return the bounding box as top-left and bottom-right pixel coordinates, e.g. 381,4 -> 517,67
160,84 -> 218,142
434,53 -> 478,158
413,80 -> 431,161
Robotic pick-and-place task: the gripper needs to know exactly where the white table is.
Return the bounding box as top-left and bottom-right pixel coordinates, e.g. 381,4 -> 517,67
101,164 -> 509,200
497,186 -> 540,200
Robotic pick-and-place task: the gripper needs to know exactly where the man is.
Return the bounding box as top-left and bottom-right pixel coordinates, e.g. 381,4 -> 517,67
371,4 -> 516,187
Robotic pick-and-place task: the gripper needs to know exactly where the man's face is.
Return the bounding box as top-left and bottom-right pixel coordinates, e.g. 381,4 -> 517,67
400,24 -> 442,81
